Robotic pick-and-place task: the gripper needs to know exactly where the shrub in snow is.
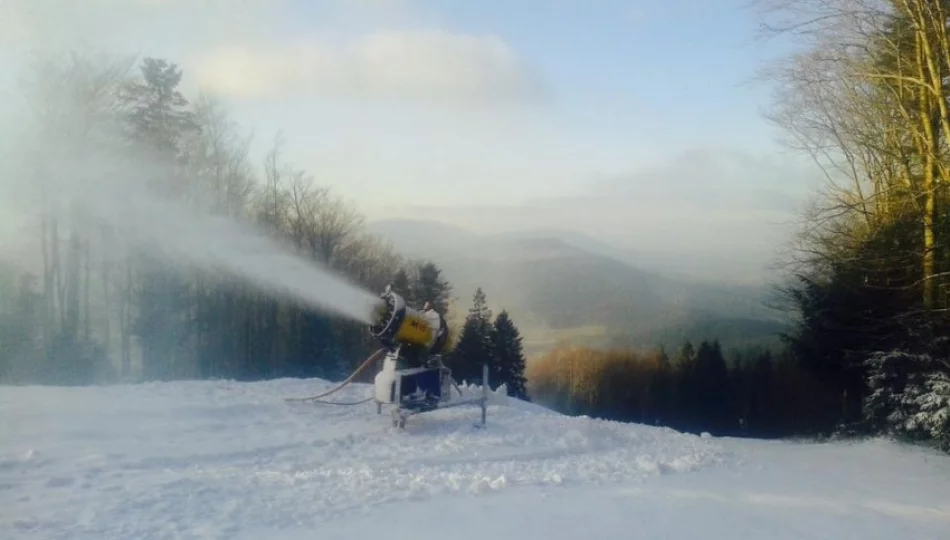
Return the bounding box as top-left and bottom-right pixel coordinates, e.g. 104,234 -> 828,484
912,371 -> 950,450
863,350 -> 950,451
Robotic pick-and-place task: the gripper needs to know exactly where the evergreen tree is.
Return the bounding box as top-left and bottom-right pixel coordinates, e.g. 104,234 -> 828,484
748,350 -> 777,436
692,340 -> 732,434
491,310 -> 529,400
391,267 -> 414,305
122,57 -> 199,162
413,261 -> 452,315
648,347 -> 674,426
447,287 -> 493,385
675,340 -> 695,366
672,340 -> 696,428
120,57 -> 200,380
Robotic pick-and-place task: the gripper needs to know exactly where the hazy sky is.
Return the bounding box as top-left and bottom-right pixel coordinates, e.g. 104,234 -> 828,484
0,0 -> 820,282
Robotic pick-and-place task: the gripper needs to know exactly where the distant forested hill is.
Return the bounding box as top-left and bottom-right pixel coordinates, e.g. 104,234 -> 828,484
367,219 -> 788,356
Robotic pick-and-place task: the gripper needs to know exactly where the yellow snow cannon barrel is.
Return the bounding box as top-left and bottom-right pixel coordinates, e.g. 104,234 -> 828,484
369,285 -> 434,349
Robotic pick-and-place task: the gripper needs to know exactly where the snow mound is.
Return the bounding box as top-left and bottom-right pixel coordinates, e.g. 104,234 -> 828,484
1,377 -> 728,539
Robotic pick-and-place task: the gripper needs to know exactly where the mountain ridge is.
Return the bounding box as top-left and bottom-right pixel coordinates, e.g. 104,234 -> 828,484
366,218 -> 788,355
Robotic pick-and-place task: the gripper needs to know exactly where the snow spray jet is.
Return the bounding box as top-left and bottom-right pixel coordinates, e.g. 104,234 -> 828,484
0,105 -> 382,326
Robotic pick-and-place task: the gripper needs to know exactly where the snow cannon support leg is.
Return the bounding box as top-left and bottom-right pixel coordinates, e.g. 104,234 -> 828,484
477,362 -> 489,428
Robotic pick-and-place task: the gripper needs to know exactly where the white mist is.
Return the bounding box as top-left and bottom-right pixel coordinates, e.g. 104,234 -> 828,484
0,93 -> 382,326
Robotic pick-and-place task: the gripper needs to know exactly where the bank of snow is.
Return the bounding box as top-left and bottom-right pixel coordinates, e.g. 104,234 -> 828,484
2,377 -> 949,540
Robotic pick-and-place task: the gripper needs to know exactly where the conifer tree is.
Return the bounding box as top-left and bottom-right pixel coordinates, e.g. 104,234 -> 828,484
447,287 -> 493,385
413,261 -> 452,316
491,310 -> 529,400
673,340 -> 697,429
391,267 -> 415,306
649,346 -> 674,425
123,57 -> 199,160
121,57 -> 199,380
692,340 -> 731,433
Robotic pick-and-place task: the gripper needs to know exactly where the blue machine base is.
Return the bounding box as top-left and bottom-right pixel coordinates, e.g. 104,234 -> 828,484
397,368 -> 443,410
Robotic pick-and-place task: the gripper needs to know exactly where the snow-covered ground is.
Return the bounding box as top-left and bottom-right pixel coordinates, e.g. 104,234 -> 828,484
2,377 -> 949,540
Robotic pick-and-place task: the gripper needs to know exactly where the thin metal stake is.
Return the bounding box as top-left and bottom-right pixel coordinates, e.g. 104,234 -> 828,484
481,362 -> 489,427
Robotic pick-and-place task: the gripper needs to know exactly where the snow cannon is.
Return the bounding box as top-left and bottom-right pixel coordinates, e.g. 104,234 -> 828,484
368,285 -> 488,429
368,285 -> 446,354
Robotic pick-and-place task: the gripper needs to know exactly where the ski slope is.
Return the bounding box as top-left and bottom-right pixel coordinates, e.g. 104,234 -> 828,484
2,377 -> 950,540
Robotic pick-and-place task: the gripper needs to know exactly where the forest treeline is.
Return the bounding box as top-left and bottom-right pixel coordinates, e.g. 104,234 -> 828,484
0,54 -> 529,396
527,341 -> 838,439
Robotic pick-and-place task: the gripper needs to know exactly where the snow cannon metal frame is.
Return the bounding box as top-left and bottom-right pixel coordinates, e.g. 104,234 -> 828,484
369,285 -> 489,430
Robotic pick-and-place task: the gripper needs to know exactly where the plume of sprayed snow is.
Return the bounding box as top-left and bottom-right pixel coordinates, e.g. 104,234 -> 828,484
0,77 -> 382,325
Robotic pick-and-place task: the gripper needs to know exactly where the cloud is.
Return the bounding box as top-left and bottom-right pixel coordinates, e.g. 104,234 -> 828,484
0,0 -> 281,53
188,30 -> 544,105
1,0 -> 542,107
569,147 -> 809,217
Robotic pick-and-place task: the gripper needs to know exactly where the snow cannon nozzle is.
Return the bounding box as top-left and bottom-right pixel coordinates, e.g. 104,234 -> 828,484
368,286 -> 399,338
